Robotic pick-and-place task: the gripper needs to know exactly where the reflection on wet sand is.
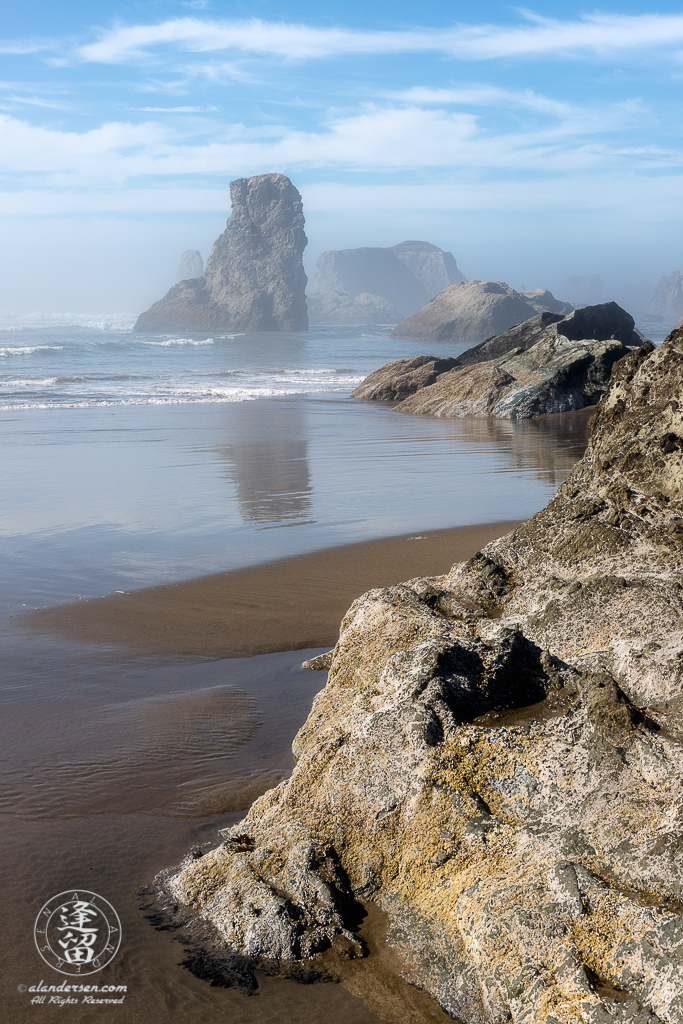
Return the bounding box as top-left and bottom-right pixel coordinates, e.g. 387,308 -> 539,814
217,401 -> 313,524
399,404 -> 595,489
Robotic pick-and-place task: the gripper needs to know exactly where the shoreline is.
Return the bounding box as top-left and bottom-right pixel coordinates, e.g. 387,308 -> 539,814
24,519 -> 522,658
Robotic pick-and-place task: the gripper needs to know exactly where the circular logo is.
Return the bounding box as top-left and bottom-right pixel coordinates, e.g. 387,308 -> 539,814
34,891 -> 122,975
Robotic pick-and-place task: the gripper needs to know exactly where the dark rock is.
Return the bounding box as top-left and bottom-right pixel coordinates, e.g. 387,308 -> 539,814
390,280 -> 566,344
179,947 -> 257,991
136,173 -> 308,332
455,310 -> 565,367
556,302 -> 640,344
176,249 -> 204,282
354,304 -> 643,419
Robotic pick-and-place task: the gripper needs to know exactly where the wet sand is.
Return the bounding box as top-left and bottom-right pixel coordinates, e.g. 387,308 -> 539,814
26,520 -> 522,657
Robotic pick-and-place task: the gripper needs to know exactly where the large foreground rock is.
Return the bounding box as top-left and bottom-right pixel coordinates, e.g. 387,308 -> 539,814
355,304 -> 642,418
136,173 -> 308,332
391,280 -> 570,344
164,329 -> 683,1022
309,241 -> 465,324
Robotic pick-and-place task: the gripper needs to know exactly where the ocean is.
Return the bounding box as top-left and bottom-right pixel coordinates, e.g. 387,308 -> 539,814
0,312 -> 672,1023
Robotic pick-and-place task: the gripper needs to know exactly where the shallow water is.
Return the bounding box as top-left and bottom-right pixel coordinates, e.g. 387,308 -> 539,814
0,648 -> 387,1024
1,395 -> 592,618
1,320 -> 612,1021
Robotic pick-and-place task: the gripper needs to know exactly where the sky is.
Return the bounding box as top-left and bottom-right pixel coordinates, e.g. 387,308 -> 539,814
2,1 -> 683,313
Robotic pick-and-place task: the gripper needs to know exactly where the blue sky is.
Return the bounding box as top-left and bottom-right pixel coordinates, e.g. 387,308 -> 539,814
2,1 -> 683,311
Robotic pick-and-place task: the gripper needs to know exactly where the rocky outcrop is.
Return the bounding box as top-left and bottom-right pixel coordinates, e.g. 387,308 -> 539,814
306,290 -> 401,326
351,355 -> 462,401
176,249 -> 204,281
136,173 -> 308,332
649,271 -> 683,322
390,280 -> 569,344
164,330 -> 683,1022
356,304 -> 643,419
308,241 -> 465,323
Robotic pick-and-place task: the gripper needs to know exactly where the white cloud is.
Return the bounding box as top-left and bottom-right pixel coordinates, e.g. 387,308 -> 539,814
2,173 -> 683,224
387,86 -> 575,117
0,41 -> 51,55
136,106 -> 218,113
75,13 -> 683,65
0,115 -> 168,184
386,86 -> 648,140
0,187 -> 227,215
7,95 -> 71,110
302,177 -> 683,218
0,98 -> 676,191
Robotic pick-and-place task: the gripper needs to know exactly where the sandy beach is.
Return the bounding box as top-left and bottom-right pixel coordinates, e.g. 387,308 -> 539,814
27,520 -> 523,657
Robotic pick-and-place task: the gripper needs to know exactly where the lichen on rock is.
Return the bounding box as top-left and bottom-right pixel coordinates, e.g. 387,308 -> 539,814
164,330 -> 683,1023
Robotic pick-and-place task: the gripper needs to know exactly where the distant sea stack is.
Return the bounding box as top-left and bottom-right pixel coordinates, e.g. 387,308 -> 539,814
649,270 -> 683,322
391,280 -> 572,344
307,241 -> 465,325
135,173 -> 308,332
176,249 -> 204,282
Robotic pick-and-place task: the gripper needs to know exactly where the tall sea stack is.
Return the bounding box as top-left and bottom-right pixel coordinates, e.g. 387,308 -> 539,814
135,173 -> 308,332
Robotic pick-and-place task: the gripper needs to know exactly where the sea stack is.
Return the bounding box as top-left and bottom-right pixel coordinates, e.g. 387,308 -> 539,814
135,173 -> 308,332
160,329 -> 683,1021
650,270 -> 683,322
176,249 -> 204,281
307,240 -> 465,324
